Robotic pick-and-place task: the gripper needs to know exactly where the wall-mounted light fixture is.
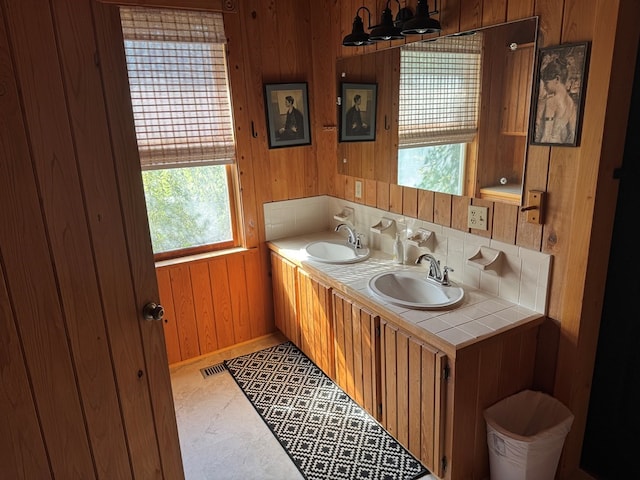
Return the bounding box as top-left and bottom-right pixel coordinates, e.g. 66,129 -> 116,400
342,6 -> 374,46
343,0 -> 441,47
401,0 -> 441,35
369,0 -> 404,41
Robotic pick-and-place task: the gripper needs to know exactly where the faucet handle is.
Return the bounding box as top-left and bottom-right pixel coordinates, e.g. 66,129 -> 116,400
354,233 -> 363,249
441,266 -> 454,286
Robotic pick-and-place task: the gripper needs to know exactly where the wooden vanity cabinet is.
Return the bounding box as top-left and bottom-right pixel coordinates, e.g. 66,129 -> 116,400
269,250 -> 540,480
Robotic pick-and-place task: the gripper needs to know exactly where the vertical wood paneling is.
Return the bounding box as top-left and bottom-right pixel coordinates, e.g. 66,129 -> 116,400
227,254 -> 252,343
396,331 -> 410,447
383,324 -> 398,436
408,340 -> 422,456
451,195 -> 471,231
244,247 -> 272,337
460,0 -> 483,31
222,7 -> 261,247
0,11 -> 94,477
482,0 -> 507,25
157,251 -> 270,363
343,301 -> 355,395
434,192 -> 453,226
417,190 -> 435,222
332,293 -> 378,418
440,0 -> 462,34
389,184 -> 403,214
0,266 -> 51,479
270,251 -> 298,346
380,321 -> 442,475
364,178 -> 377,206
297,268 -> 336,373
157,269 -> 181,364
402,187 -> 418,218
351,308 -> 365,407
449,348 -> 481,480
209,257 -> 236,348
190,262 -> 218,355
170,266 -> 200,359
420,346 -> 437,470
376,181 -> 390,210
491,202 -> 518,244
333,294 -> 347,389
360,310 -> 378,418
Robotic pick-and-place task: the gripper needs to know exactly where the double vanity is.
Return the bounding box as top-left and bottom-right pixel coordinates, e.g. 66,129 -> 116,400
267,229 -> 544,480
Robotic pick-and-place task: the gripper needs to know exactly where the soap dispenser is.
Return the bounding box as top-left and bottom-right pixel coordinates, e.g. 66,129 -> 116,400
393,233 -> 404,264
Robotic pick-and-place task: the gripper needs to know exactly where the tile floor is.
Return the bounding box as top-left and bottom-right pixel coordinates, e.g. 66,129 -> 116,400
170,333 -> 434,480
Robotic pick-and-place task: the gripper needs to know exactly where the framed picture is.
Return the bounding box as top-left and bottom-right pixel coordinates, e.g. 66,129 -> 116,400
530,41 -> 590,147
264,82 -> 311,149
340,82 -> 377,142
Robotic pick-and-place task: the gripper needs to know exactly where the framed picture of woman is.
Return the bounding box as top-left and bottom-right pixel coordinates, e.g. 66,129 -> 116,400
340,83 -> 377,142
264,83 -> 311,149
530,42 -> 590,147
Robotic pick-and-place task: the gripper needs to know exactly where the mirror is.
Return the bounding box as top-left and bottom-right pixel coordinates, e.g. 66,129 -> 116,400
337,17 -> 538,205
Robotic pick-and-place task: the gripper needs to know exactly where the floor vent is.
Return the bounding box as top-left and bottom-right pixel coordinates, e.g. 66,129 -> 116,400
200,363 -> 227,378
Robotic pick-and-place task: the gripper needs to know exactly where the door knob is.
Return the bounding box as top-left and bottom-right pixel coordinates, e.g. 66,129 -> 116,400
143,302 -> 164,321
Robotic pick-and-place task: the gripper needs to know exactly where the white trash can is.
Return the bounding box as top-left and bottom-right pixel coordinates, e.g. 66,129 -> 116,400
484,390 -> 574,480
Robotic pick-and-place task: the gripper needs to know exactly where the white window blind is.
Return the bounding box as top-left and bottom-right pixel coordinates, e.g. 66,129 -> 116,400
398,33 -> 483,148
120,7 -> 235,170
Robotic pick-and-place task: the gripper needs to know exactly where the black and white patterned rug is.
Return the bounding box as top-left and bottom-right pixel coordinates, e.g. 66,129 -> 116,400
224,342 -> 428,480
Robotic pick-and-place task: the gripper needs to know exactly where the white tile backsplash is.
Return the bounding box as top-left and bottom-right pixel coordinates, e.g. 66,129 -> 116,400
263,195 -> 552,314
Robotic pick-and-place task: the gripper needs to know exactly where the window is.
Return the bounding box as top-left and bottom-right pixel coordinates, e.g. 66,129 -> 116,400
398,34 -> 482,195
120,7 -> 237,258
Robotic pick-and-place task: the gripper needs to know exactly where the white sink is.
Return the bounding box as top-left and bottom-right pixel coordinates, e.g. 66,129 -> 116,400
304,241 -> 370,264
368,270 -> 464,309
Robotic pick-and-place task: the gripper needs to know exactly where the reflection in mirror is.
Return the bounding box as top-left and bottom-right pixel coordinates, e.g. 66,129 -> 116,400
398,33 -> 483,196
337,17 -> 538,206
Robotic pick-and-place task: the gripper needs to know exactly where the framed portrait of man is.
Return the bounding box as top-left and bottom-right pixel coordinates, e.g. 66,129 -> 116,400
264,83 -> 311,149
340,83 -> 377,142
530,42 -> 590,147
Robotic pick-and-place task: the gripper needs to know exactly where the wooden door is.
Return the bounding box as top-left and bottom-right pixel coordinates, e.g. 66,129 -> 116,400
0,1 -> 183,478
297,269 -> 335,378
332,292 -> 380,419
380,320 -> 447,478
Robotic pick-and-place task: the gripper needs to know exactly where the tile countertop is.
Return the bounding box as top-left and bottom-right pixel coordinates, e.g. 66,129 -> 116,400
267,231 -> 544,357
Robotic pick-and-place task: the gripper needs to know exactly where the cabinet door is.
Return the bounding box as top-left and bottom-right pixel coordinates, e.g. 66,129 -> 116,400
332,292 -> 380,419
297,269 -> 335,379
380,320 -> 447,478
270,252 -> 300,346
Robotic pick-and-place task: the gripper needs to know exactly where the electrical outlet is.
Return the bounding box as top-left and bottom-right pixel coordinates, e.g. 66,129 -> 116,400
468,205 -> 488,230
355,180 -> 363,199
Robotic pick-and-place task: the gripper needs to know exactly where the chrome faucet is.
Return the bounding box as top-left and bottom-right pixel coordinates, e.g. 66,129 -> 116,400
416,253 -> 453,286
335,223 -> 361,248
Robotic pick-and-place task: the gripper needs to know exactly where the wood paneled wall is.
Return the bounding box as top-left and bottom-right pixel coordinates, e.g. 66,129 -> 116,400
157,247 -> 273,364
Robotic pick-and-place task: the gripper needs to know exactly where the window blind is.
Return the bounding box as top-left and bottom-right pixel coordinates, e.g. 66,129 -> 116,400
120,7 -> 235,170
398,33 -> 482,148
